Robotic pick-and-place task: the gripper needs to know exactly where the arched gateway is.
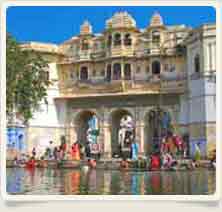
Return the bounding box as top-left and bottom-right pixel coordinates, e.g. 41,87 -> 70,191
74,110 -> 99,147
144,108 -> 172,155
109,109 -> 134,157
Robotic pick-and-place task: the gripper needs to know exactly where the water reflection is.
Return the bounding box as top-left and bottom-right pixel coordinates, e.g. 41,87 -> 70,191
6,168 -> 215,195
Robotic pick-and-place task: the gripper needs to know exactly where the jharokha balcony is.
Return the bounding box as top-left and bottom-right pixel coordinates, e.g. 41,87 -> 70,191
58,72 -> 187,98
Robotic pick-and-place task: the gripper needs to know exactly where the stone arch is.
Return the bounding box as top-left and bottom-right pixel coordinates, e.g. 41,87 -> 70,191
74,110 -> 99,146
109,108 -> 134,157
143,107 -> 172,155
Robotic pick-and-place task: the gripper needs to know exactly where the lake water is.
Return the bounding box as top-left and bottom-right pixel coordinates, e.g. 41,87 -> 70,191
6,168 -> 215,195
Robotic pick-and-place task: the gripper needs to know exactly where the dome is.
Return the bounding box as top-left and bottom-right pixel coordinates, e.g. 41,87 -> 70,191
150,12 -> 164,27
106,12 -> 136,29
80,20 -> 92,35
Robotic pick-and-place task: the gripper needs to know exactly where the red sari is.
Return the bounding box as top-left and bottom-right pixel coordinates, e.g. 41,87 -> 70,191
71,143 -> 80,160
150,155 -> 160,170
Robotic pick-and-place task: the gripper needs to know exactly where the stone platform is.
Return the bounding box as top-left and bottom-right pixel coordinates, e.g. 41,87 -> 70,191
6,158 -> 214,171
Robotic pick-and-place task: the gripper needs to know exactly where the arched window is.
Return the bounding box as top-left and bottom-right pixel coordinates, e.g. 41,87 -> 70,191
124,34 -> 132,46
152,61 -> 161,75
80,66 -> 88,81
114,33 -> 121,46
194,54 -> 200,73
106,64 -> 112,82
81,39 -> 89,50
107,35 -> 112,47
124,64 -> 131,80
152,30 -> 160,43
113,63 -> 121,80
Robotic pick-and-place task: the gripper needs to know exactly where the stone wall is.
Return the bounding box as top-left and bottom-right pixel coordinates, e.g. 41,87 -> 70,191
26,126 -> 66,157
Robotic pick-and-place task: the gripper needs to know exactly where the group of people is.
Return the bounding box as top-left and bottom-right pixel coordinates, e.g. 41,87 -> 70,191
120,131 -> 187,171
38,139 -> 93,162
149,132 -> 186,170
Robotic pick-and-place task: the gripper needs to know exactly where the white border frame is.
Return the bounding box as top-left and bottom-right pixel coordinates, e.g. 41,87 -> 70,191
0,0 -> 221,202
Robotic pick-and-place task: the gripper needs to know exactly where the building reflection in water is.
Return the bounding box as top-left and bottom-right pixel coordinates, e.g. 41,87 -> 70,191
6,168 -> 216,195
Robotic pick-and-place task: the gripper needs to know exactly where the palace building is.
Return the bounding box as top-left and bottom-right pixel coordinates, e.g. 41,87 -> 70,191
13,12 -> 216,159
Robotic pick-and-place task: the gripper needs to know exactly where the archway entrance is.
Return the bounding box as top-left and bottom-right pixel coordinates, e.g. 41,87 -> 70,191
110,109 -> 134,158
75,111 -> 97,147
144,108 -> 172,155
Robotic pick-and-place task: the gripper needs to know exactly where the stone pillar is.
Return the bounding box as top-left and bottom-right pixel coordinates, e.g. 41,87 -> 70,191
103,122 -> 112,159
135,121 -> 145,156
111,61 -> 113,80
121,60 -> 124,79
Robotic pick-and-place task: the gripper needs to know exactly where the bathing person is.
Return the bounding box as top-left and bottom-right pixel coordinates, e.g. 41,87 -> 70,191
162,152 -> 173,169
88,158 -> 96,168
32,147 -> 36,158
85,141 -> 91,158
71,140 -> 80,161
53,147 -> 58,160
48,141 -> 54,160
120,157 -> 129,169
150,152 -> 161,171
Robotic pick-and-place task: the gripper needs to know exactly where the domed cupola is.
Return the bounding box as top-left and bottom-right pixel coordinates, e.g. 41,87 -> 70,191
80,20 -> 92,35
150,12 -> 164,27
106,11 -> 136,29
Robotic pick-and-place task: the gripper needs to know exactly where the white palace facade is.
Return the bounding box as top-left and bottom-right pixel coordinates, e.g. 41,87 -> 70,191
18,12 -> 216,159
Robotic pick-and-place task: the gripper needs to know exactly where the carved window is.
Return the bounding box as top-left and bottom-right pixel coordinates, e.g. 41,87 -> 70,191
80,66 -> 88,81
114,33 -> 121,46
124,34 -> 132,46
81,39 -> 89,50
124,64 -> 131,80
152,61 -> 161,75
113,63 -> 121,80
152,30 -> 160,43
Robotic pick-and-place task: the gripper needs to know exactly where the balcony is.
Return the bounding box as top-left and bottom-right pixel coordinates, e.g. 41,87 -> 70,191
91,51 -> 106,59
78,51 -> 91,61
58,72 -> 186,98
106,46 -> 134,58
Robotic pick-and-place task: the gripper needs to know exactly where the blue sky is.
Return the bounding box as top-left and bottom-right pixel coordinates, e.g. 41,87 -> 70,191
6,6 -> 216,44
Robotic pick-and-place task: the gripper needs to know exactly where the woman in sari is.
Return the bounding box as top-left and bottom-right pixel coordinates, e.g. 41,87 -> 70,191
71,141 -> 80,161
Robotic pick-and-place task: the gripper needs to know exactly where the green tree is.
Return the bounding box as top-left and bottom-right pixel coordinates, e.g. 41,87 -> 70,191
7,34 -> 50,124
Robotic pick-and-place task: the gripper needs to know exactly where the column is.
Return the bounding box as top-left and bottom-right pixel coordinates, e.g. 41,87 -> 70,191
121,60 -> 124,79
121,59 -> 125,91
135,121 -> 145,156
111,61 -> 113,80
103,122 -> 112,159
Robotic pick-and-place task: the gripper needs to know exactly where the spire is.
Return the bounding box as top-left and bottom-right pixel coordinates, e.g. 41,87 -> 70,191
150,12 -> 164,27
106,11 -> 136,29
80,20 -> 92,35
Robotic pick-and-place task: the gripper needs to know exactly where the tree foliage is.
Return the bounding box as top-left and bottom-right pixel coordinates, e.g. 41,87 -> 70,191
6,34 -> 50,124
